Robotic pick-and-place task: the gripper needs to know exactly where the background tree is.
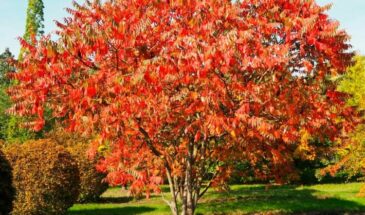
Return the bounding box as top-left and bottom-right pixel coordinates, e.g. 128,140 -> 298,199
338,56 -> 365,111
3,0 -> 46,142
9,0 -> 356,214
0,49 -> 14,85
23,0 -> 45,42
0,49 -> 34,143
19,0 -> 45,59
325,56 -> 365,194
0,49 -> 14,135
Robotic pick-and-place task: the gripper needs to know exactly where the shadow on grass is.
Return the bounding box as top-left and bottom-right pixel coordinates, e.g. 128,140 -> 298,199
199,185 -> 365,214
160,186 -> 170,193
89,197 -> 134,204
68,206 -> 155,215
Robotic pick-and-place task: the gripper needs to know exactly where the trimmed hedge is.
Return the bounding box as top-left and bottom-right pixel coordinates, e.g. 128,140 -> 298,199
5,140 -> 80,215
49,129 -> 108,202
0,149 -> 14,215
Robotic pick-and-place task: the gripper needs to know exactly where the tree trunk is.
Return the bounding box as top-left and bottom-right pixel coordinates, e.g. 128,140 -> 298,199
166,167 -> 179,215
184,141 -> 195,215
165,141 -> 199,215
179,172 -> 195,215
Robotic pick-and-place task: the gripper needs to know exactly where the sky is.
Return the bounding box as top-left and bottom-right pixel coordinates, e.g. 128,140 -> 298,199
0,0 -> 364,56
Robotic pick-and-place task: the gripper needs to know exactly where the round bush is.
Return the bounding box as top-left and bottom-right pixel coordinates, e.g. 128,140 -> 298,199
68,142 -> 108,202
0,149 -> 14,215
49,129 -> 108,202
5,139 -> 80,215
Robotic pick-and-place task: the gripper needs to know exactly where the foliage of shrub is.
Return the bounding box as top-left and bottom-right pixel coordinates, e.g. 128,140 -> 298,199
0,149 -> 14,215
49,129 -> 108,202
70,143 -> 109,202
5,139 -> 80,215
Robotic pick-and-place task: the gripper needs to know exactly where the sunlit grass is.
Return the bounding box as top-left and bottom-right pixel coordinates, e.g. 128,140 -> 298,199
69,183 -> 365,215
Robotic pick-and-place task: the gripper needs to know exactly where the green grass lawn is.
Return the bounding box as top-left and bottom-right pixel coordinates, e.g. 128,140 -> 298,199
68,183 -> 365,215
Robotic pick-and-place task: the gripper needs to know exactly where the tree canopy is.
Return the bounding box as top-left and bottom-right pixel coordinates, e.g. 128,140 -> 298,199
338,56 -> 365,111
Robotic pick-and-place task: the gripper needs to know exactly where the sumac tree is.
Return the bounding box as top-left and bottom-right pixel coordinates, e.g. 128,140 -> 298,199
9,0 -> 355,214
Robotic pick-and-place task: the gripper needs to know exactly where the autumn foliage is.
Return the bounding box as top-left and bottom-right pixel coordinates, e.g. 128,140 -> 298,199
4,140 -> 80,215
320,56 -> 365,195
8,0 -> 355,214
49,128 -> 109,202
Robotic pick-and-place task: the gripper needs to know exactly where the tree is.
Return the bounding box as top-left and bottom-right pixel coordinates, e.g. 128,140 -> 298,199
9,0 -> 355,214
0,48 -> 14,85
23,0 -> 45,42
0,49 -> 35,143
338,56 -> 365,112
0,49 -> 14,124
19,0 -> 45,59
0,49 -> 14,141
0,49 -> 33,142
325,56 -> 365,193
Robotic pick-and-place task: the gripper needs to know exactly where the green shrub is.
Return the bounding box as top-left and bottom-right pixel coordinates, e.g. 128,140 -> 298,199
0,149 -> 14,215
5,139 -> 80,215
49,129 -> 108,202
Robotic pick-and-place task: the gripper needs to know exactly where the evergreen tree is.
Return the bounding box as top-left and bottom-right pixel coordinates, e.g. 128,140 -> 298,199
15,0 -> 53,142
19,0 -> 45,59
0,48 -> 14,85
0,49 -> 34,143
0,49 -> 14,140
23,0 -> 45,42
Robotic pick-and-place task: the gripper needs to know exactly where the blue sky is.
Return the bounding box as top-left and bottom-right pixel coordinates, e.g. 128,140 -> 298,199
0,0 -> 80,56
0,0 -> 364,56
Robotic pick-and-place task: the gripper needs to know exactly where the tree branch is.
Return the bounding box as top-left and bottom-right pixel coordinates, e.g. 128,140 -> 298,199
138,126 -> 162,157
198,170 -> 219,199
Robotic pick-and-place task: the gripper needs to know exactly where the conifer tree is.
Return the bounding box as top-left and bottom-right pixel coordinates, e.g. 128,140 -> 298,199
23,0 -> 45,42
19,0 -> 45,59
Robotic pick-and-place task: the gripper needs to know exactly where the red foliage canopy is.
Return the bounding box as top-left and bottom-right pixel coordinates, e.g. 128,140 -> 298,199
9,0 -> 355,213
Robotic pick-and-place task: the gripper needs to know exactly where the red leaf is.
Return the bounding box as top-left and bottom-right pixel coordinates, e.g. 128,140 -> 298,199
303,60 -> 313,72
86,86 -> 97,97
194,132 -> 201,142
